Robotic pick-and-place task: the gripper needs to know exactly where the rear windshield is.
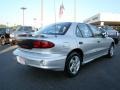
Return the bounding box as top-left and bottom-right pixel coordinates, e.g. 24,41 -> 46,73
35,22 -> 71,35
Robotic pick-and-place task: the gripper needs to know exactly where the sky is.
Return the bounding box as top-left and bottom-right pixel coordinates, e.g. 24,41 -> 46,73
0,0 -> 120,27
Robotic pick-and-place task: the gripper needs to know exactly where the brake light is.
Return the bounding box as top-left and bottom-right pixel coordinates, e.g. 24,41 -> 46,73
33,40 -> 55,48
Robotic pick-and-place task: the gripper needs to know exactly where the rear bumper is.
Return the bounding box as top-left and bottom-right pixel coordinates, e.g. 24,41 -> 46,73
13,49 -> 66,71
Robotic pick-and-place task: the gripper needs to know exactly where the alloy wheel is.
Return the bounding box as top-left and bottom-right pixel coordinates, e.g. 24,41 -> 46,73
69,55 -> 80,75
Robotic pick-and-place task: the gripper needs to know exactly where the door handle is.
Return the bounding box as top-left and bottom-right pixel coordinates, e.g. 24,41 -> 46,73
79,42 -> 83,44
97,41 -> 100,43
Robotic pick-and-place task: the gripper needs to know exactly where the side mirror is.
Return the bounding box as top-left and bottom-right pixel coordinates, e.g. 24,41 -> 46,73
102,32 -> 108,38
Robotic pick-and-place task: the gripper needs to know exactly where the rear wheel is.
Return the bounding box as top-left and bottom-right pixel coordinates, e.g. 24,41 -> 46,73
64,52 -> 82,77
107,45 -> 114,58
1,38 -> 5,45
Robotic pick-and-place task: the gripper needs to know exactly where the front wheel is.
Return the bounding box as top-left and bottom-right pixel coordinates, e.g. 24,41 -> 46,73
64,52 -> 82,77
107,45 -> 114,58
114,38 -> 119,45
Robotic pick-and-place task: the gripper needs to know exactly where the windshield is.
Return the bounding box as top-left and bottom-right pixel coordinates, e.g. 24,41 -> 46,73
34,22 -> 71,36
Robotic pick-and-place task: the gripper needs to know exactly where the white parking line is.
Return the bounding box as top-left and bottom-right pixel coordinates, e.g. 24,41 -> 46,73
0,45 -> 17,54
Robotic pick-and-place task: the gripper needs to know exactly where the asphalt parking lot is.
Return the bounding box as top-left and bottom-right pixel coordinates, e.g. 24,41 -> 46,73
0,44 -> 120,90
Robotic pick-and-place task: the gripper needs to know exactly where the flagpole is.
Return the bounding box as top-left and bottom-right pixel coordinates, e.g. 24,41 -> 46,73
41,0 -> 43,27
54,0 -> 56,24
74,0 -> 76,22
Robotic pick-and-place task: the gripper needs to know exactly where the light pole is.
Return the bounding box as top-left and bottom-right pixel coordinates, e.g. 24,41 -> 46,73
41,0 -> 43,27
54,0 -> 56,23
33,18 -> 37,28
74,0 -> 76,22
6,22 -> 9,28
21,7 -> 27,26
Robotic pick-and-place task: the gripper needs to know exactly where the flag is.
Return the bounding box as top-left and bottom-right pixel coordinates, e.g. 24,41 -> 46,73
59,2 -> 65,18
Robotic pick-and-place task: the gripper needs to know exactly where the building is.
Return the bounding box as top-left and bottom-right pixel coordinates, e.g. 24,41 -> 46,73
84,12 -> 120,29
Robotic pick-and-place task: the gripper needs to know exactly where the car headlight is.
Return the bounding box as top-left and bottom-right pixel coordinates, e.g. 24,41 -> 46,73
116,32 -> 119,36
10,33 -> 14,38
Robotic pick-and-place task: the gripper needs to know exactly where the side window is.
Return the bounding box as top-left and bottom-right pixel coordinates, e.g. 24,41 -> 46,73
76,26 -> 82,37
88,25 -> 102,37
78,24 -> 93,38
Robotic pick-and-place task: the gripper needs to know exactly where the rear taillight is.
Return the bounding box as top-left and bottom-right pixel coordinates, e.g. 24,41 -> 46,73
18,40 -> 33,49
33,40 -> 55,48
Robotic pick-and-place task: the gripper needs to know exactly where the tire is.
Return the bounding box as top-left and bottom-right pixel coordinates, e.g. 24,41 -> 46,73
10,42 -> 13,46
10,40 -> 16,46
107,45 -> 114,58
1,38 -> 5,45
115,39 -> 119,45
64,52 -> 82,77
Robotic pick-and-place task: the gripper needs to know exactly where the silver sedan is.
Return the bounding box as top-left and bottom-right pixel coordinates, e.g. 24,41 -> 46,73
13,22 -> 115,77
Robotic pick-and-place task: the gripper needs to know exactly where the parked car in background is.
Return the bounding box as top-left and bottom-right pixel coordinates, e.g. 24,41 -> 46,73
10,26 -> 34,45
13,22 -> 115,77
0,28 -> 10,45
100,26 -> 119,44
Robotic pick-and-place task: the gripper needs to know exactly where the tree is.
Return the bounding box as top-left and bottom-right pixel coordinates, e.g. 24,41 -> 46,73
0,24 -> 7,28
